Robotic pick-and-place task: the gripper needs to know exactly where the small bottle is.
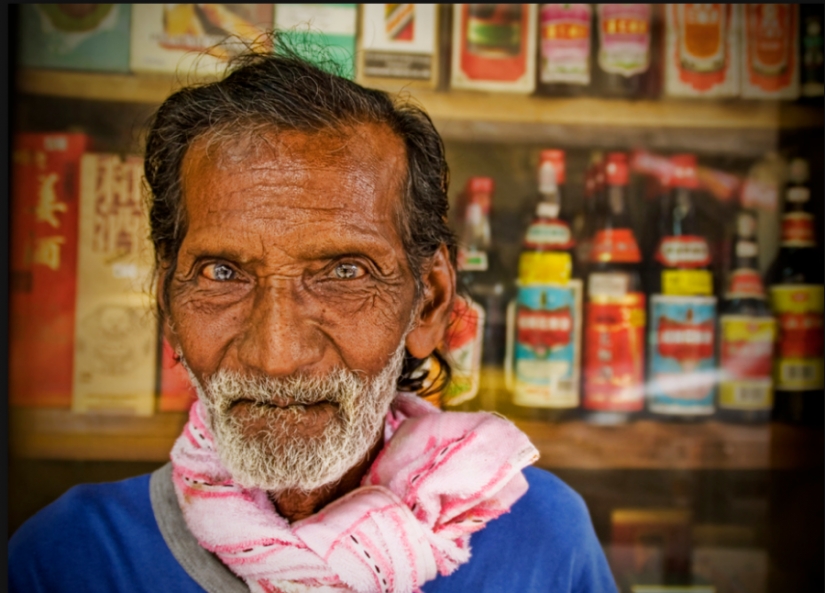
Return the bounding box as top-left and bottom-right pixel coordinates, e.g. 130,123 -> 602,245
647,154 -> 717,422
537,4 -> 593,97
717,209 -> 776,424
507,150 -> 582,421
445,177 -> 508,412
801,4 -> 825,97
582,152 -> 646,424
768,159 -> 825,426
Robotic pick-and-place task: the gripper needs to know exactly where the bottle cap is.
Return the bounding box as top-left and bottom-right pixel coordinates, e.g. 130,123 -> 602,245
467,176 -> 494,195
789,158 -> 809,184
669,153 -> 698,189
605,152 -> 628,186
539,149 -> 566,184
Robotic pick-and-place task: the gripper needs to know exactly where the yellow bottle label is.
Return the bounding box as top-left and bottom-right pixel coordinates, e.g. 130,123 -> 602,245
519,251 -> 572,285
719,315 -> 775,410
662,269 -> 713,296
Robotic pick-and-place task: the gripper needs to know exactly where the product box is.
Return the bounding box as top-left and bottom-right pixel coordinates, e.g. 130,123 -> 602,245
451,4 -> 538,93
10,133 -> 89,408
358,4 -> 440,89
72,155 -> 157,416
276,4 -> 356,79
159,337 -> 199,412
741,4 -> 800,99
665,4 -> 741,98
17,4 -> 131,73
130,4 -> 274,76
610,508 -> 693,592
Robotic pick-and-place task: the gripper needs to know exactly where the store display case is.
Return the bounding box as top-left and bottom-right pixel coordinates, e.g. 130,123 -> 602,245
9,5 -> 824,593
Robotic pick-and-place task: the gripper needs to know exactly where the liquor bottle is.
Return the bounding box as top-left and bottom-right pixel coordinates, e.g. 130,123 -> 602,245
647,154 -> 717,422
507,150 -> 582,421
768,159 -> 825,426
593,4 -> 660,99
801,3 -> 825,97
717,209 -> 776,424
582,152 -> 646,424
574,152 -> 603,271
445,177 -> 509,412
537,3 -> 593,97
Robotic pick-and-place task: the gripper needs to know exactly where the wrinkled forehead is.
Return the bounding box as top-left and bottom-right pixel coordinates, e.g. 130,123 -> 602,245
184,122 -> 408,187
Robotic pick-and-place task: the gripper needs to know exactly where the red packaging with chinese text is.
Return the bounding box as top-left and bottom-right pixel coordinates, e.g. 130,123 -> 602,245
10,133 -> 89,407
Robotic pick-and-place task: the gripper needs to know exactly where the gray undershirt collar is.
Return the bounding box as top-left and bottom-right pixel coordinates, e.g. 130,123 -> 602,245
150,463 -> 249,593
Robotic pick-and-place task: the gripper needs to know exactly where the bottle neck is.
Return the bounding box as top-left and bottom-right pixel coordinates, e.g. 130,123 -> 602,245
603,183 -> 633,228
669,187 -> 696,236
462,202 -> 491,252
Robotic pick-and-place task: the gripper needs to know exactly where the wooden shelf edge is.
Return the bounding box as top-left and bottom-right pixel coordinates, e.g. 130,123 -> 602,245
10,407 -> 822,469
16,69 -> 823,131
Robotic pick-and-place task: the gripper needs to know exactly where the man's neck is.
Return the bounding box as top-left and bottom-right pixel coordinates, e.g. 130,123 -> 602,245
268,435 -> 384,523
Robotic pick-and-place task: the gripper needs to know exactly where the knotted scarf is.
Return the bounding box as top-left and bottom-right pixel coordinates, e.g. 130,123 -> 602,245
170,392 -> 539,593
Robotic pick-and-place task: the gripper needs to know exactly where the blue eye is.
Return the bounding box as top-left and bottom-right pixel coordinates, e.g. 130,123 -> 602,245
333,263 -> 364,279
202,263 -> 236,282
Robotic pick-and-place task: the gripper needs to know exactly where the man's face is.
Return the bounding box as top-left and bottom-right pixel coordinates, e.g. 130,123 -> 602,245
166,123 -> 420,491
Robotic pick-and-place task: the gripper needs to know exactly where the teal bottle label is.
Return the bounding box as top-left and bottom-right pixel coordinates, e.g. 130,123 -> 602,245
648,295 -> 717,415
508,280 -> 582,408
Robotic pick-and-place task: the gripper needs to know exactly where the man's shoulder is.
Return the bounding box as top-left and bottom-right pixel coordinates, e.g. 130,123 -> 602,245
516,466 -> 593,533
12,473 -> 154,543
8,472 -> 192,593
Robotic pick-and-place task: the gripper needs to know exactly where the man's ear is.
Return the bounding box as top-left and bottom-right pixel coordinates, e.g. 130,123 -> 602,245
156,266 -> 180,353
405,244 -> 456,359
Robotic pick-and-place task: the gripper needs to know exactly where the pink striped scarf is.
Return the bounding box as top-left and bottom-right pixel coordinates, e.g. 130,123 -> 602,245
170,392 -> 539,593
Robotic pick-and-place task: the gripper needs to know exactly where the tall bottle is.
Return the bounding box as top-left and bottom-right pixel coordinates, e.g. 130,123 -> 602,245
446,177 -> 508,412
593,4 -> 661,98
717,209 -> 776,424
507,150 -> 582,421
582,152 -> 646,424
647,154 -> 717,421
537,4 -> 593,97
768,159 -> 825,426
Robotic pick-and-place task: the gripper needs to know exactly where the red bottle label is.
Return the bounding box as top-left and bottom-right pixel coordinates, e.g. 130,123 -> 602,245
655,235 -> 711,268
517,306 -> 574,354
657,314 -> 715,363
780,212 -> 816,246
726,269 -> 766,298
590,228 -> 642,263
583,292 -> 646,411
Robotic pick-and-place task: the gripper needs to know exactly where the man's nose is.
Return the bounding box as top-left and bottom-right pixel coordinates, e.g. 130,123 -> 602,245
236,282 -> 324,377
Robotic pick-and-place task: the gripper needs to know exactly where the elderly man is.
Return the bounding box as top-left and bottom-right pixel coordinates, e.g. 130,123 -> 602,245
10,47 -> 617,593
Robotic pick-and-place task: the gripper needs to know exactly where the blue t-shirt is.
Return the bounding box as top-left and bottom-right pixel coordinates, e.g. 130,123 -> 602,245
9,465 -> 617,592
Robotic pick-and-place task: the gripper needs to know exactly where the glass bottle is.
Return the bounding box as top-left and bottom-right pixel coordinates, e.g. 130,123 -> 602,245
582,152 -> 646,424
444,178 -> 492,411
768,159 -> 825,426
647,154 -> 717,422
506,150 -> 582,421
593,3 -> 661,99
537,3 -> 593,97
717,209 -> 776,424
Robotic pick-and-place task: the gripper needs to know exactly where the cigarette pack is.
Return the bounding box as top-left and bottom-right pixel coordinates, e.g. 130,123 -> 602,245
451,4 -> 538,93
741,4 -> 800,100
130,4 -> 274,76
357,4 -> 440,90
665,4 -> 740,98
72,155 -> 156,416
10,133 -> 89,408
276,4 -> 357,80
17,4 -> 131,73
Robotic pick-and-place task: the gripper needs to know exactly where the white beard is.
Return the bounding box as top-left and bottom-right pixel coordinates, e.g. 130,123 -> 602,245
180,340 -> 407,494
